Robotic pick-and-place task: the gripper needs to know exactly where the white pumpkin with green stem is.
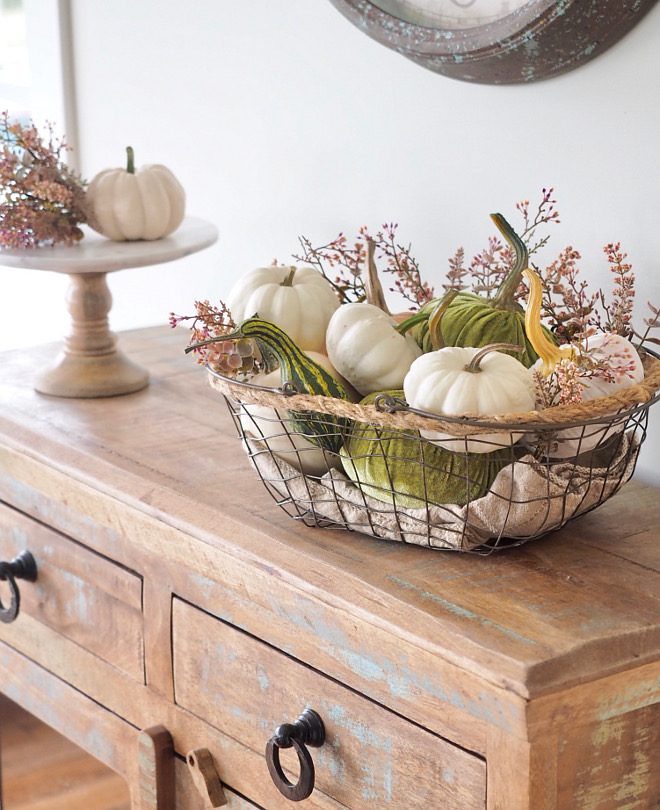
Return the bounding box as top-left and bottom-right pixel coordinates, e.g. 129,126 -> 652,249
325,241 -> 422,395
227,265 -> 339,354
87,146 -> 185,241
523,267 -> 645,457
403,343 -> 535,453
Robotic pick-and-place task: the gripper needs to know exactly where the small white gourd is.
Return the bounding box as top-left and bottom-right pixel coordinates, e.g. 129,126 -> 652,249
326,302 -> 422,396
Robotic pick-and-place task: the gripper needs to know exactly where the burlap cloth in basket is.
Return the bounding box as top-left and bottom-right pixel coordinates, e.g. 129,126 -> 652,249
209,352 -> 660,551
241,431 -> 638,551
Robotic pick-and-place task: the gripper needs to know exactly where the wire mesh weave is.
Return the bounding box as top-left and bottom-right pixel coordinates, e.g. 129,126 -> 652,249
209,350 -> 660,553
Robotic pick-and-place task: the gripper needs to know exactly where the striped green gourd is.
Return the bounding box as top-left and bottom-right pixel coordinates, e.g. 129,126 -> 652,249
193,317 -> 351,454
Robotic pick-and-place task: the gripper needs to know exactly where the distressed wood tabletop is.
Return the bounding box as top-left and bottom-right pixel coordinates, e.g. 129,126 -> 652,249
0,324 -> 658,712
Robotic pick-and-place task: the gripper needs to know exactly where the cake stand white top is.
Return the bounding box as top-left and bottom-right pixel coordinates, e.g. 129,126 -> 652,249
0,216 -> 218,274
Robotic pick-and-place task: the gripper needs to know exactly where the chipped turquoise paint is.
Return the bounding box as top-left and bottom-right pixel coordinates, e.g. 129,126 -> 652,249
387,574 -> 539,647
186,572 -> 248,631
8,524 -> 28,547
0,475 -> 121,552
321,702 -> 394,802
256,663 -> 269,691
0,649 -> 116,764
318,734 -> 347,784
58,569 -> 93,623
267,591 -> 517,730
596,672 -> 660,721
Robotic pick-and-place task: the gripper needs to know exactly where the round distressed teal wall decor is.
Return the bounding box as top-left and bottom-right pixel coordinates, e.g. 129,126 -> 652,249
328,0 -> 659,84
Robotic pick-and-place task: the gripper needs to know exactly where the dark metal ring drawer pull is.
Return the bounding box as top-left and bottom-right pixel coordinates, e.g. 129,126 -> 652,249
0,550 -> 38,624
265,708 -> 325,802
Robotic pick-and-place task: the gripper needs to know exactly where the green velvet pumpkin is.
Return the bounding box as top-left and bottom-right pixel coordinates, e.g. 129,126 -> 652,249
340,391 -> 517,509
399,214 -> 557,368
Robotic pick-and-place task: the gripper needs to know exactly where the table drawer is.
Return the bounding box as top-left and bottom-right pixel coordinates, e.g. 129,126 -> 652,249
173,598 -> 486,809
0,502 -> 144,682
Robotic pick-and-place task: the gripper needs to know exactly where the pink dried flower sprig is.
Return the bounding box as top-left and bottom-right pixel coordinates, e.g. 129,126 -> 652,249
294,223 -> 433,308
169,299 -> 236,364
533,358 -> 584,409
446,188 -> 561,298
0,112 -> 93,248
601,242 -> 635,336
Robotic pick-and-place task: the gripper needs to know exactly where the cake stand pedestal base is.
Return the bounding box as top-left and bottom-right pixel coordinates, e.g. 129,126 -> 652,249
0,217 -> 219,399
34,271 -> 150,398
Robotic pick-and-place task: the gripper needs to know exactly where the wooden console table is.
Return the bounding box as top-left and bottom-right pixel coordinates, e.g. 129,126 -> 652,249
0,326 -> 658,809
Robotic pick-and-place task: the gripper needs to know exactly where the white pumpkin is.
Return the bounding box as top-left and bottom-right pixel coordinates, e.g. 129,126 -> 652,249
578,332 -> 644,398
325,302 -> 422,396
532,332 -> 645,458
239,352 -> 347,476
227,265 -> 339,355
87,146 -> 185,241
403,344 -> 535,453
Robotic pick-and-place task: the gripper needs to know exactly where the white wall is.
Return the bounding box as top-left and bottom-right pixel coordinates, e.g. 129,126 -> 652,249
4,1 -> 660,484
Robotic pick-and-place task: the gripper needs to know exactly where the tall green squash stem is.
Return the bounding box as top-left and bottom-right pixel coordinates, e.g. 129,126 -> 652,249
489,213 -> 528,313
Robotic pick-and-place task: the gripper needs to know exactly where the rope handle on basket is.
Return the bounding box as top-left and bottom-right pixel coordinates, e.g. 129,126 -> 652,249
206,350 -> 660,434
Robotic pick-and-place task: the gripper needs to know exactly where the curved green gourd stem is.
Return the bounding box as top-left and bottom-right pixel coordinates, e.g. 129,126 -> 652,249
489,212 -> 528,312
190,317 -> 350,453
395,308 -> 433,335
126,146 -> 135,174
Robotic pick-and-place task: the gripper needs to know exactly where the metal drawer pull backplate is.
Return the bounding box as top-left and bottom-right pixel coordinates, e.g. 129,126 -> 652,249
0,550 -> 38,623
265,708 -> 325,802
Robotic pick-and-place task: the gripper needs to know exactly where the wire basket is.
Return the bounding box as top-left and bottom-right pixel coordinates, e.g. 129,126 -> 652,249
208,349 -> 660,553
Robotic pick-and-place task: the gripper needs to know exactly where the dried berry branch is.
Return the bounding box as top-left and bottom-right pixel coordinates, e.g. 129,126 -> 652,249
0,111 -> 93,248
535,246 -> 601,343
294,232 -> 366,303
294,223 -> 432,307
533,359 -> 584,409
600,242 -> 635,337
516,187 -> 560,256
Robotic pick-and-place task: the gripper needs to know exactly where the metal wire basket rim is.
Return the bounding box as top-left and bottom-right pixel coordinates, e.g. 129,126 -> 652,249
206,348 -> 660,435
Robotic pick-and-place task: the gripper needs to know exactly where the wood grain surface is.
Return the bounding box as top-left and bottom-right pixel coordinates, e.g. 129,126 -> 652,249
0,325 -> 658,809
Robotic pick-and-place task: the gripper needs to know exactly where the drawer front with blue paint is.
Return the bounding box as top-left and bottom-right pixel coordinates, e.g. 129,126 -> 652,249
172,597 -> 486,809
0,502 -> 144,684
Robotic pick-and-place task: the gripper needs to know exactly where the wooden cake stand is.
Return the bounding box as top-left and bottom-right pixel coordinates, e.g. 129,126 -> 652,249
0,217 -> 218,398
